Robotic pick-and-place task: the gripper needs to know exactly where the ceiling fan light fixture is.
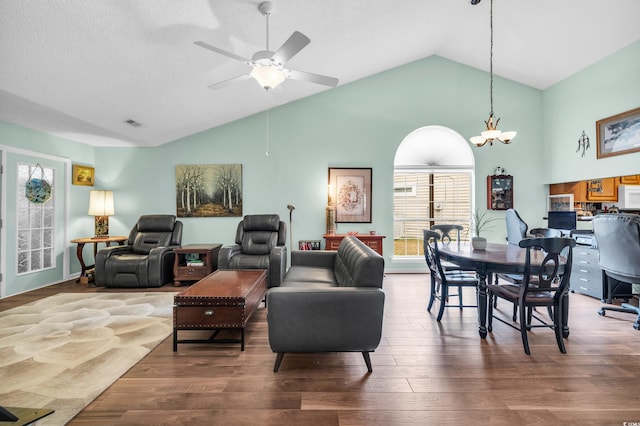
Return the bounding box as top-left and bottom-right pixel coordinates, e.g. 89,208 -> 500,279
250,65 -> 286,90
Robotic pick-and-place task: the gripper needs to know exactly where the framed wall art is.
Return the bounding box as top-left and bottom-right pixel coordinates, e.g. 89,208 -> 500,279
328,167 -> 372,223
596,106 -> 640,159
72,164 -> 94,186
175,164 -> 242,217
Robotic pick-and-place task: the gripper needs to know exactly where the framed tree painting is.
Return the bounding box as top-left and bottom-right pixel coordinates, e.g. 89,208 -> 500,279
328,167 -> 372,223
596,106 -> 640,159
175,164 -> 242,217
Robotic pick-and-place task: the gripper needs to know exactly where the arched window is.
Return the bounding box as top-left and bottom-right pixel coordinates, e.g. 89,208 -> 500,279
393,125 -> 475,257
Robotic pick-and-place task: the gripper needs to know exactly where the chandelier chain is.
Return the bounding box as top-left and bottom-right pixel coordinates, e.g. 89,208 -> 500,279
489,0 -> 494,117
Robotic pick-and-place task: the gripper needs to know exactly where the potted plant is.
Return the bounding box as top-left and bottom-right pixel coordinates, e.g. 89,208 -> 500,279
471,209 -> 498,250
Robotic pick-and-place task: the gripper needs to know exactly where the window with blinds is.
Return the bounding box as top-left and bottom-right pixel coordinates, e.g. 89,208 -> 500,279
394,170 -> 472,257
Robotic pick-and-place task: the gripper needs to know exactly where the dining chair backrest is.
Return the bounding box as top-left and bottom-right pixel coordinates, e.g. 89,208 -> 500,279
423,229 -> 446,283
518,237 -> 576,297
529,227 -> 562,238
431,224 -> 463,243
506,209 -> 528,245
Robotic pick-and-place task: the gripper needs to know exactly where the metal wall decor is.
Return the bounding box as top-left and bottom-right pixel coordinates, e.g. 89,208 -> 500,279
576,131 -> 590,157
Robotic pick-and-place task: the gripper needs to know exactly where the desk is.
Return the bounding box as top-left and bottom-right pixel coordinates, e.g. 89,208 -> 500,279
70,236 -> 127,284
437,242 -> 569,339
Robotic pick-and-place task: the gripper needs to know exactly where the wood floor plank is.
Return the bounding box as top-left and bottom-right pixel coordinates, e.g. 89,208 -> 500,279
3,273 -> 640,425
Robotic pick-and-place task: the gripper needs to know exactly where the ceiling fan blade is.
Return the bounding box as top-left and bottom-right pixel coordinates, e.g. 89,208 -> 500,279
271,31 -> 310,64
207,74 -> 252,90
287,69 -> 339,88
194,41 -> 250,63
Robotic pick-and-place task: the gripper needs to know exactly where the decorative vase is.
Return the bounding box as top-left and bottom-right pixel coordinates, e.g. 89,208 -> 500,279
471,236 -> 487,251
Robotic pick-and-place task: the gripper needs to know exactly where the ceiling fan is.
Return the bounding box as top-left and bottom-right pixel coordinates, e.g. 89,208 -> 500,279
194,1 -> 339,91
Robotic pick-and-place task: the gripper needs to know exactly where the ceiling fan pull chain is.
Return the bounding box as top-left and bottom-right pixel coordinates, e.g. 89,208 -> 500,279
265,108 -> 270,157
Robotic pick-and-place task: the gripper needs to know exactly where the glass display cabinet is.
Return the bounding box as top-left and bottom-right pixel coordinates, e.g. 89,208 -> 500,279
487,175 -> 513,210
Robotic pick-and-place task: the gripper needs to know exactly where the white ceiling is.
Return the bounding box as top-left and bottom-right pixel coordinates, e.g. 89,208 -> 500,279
1,0 -> 639,148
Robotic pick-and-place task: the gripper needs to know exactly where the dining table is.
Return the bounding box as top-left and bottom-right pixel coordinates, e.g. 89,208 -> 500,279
437,241 -> 570,339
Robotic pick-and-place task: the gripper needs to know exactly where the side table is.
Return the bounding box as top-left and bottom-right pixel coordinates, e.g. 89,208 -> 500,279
173,244 -> 222,286
70,236 -> 128,285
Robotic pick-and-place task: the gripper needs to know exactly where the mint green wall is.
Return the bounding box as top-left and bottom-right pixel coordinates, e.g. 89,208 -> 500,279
0,121 -> 96,279
2,42 -> 637,284
96,56 -> 544,272
543,39 -> 640,183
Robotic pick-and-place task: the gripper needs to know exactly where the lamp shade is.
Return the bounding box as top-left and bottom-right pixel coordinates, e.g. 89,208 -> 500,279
250,65 -> 286,90
88,190 -> 114,216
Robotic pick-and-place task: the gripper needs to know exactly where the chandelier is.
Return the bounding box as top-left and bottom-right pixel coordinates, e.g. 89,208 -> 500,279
469,0 -> 517,147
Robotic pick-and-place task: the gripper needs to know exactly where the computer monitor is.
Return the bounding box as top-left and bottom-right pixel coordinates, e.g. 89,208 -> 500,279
548,211 -> 577,231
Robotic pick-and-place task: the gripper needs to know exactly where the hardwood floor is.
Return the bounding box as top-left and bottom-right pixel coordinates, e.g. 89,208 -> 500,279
3,274 -> 640,425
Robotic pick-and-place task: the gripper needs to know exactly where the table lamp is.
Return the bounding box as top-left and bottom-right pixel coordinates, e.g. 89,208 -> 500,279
88,190 -> 114,238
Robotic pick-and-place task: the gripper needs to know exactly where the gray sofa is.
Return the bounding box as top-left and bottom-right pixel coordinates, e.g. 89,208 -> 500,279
266,236 -> 385,373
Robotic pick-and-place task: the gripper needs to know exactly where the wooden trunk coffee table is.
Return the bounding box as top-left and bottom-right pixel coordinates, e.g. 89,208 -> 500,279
173,269 -> 267,351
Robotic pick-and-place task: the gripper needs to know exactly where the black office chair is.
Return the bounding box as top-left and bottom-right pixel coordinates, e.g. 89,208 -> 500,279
423,229 -> 479,321
593,214 -> 640,330
488,237 -> 576,355
495,209 -> 529,319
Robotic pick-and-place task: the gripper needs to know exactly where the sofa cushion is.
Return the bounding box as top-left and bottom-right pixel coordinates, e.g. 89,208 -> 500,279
282,266 -> 337,286
228,253 -> 270,269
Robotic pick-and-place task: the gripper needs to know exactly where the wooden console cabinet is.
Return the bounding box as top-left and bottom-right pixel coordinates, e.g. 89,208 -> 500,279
173,244 -> 221,286
323,234 -> 385,255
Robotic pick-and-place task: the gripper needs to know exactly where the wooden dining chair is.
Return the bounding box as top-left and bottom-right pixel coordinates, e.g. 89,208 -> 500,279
487,237 -> 576,355
423,230 -> 479,322
431,224 -> 477,309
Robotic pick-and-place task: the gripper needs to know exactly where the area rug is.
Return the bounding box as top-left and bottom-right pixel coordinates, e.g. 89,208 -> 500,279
0,292 -> 176,425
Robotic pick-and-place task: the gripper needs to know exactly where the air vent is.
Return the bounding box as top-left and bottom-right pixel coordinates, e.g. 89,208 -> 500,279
124,119 -> 142,127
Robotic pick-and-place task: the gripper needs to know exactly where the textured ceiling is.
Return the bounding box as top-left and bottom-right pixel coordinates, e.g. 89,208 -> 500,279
1,0 -> 639,147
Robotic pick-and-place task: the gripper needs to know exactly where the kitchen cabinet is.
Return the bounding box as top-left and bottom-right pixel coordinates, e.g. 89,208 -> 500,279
619,175 -> 640,185
549,181 -> 586,202
586,178 -> 617,202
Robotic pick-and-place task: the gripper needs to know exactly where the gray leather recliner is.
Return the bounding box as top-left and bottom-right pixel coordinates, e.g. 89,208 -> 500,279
218,214 -> 287,288
95,214 -> 183,288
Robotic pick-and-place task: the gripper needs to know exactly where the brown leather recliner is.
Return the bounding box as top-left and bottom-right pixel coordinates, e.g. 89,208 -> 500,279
95,215 -> 183,288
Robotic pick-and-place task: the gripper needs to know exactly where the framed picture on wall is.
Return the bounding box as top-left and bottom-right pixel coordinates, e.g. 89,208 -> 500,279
72,164 -> 94,186
175,164 -> 243,217
328,167 -> 372,223
596,106 -> 640,159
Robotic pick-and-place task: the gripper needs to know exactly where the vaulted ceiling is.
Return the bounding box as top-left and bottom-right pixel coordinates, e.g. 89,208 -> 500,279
1,0 -> 639,147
